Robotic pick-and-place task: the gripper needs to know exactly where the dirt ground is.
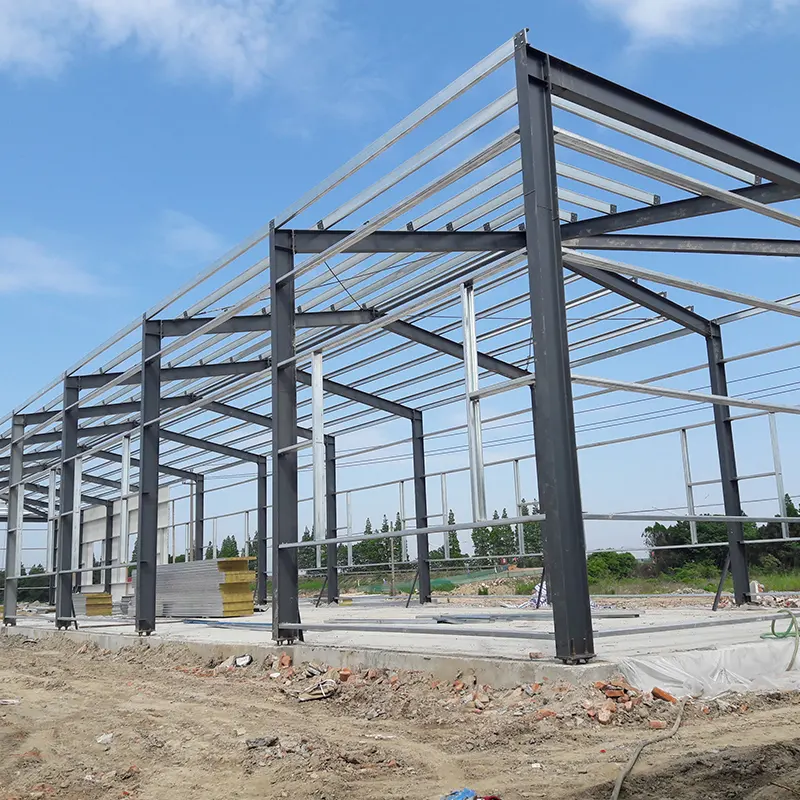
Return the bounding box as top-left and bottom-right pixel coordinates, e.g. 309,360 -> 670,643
1,634 -> 799,800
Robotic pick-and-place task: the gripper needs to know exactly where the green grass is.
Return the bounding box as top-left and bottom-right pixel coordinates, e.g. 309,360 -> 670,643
587,569 -> 800,595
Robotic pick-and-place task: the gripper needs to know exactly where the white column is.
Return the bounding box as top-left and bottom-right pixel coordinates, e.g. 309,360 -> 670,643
769,413 -> 790,538
461,281 -> 486,520
679,428 -> 698,544
312,350 -> 326,569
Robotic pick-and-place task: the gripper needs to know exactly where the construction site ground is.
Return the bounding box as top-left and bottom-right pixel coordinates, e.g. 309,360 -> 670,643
2,623 -> 800,800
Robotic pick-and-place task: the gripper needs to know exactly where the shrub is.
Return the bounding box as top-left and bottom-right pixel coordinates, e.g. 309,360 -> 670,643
514,580 -> 538,595
757,553 -> 783,574
586,551 -> 637,582
477,586 -> 489,596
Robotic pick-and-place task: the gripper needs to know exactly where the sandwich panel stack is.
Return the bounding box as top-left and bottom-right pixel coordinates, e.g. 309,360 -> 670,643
73,593 -> 113,617
128,558 -> 254,618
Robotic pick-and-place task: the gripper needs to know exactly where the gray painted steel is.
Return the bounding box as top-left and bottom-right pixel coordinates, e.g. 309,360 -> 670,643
135,321 -> 162,634
516,35 -> 594,663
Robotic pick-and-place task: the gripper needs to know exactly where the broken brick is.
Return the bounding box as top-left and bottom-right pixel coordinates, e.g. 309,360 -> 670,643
278,653 -> 292,669
535,709 -> 557,720
338,669 -> 352,682
649,720 -> 667,730
652,687 -> 677,704
603,689 -> 625,699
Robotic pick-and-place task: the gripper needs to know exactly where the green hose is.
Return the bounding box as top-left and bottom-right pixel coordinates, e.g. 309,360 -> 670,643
760,609 -> 800,671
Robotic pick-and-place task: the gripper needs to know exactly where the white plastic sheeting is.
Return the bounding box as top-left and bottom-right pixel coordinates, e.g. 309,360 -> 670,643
620,639 -> 800,699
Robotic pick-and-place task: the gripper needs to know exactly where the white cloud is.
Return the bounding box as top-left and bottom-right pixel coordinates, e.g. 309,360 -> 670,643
160,210 -> 226,264
586,0 -> 800,46
0,235 -> 104,295
0,0 -> 339,92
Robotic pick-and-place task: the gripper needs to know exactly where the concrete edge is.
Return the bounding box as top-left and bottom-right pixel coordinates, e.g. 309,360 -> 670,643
3,624 -> 618,688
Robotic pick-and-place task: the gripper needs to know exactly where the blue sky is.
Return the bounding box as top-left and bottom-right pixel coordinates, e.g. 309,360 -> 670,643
2,0 -> 799,558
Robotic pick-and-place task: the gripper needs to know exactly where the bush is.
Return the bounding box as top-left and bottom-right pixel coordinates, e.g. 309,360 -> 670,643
586,551 -> 637,583
514,580 -> 538,595
477,586 -> 489,596
757,553 -> 783,574
672,561 -> 718,585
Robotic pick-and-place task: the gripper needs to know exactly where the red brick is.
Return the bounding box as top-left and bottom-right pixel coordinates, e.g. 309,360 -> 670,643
652,687 -> 677,704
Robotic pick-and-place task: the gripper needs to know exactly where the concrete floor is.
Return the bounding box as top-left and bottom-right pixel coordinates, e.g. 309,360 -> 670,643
5,599 -> 796,688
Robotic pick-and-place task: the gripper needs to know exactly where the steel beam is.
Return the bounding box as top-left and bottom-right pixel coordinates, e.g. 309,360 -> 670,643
270,223 -> 300,642
93,450 -> 197,482
296,371 -> 415,420
385,319 -> 530,380
55,378 -> 79,627
562,256 -> 711,336
194,474 -> 205,562
2,416 -> 24,625
525,44 -> 800,189
18,396 -> 196,426
325,436 -> 338,603
256,458 -> 268,604
158,314 -> 271,336
411,410 -> 431,604
566,235 -> 800,257
75,360 -> 270,390
135,320 -> 161,634
515,32 -> 594,663
0,421 -> 138,449
206,401 -> 312,440
706,324 -> 750,603
560,182 -> 800,239
160,428 -> 261,464
276,228 -> 527,254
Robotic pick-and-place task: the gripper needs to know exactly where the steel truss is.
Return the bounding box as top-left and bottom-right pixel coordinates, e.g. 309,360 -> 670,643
2,29 -> 800,663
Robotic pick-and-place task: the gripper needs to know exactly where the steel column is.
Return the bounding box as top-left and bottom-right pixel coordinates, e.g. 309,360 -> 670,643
256,458 -> 268,604
270,222 -> 300,641
706,323 -> 750,603
55,378 -> 79,627
194,474 -> 205,561
411,410 -> 431,604
515,32 -> 594,662
135,320 -> 162,634
2,415 -> 24,625
325,435 -> 339,603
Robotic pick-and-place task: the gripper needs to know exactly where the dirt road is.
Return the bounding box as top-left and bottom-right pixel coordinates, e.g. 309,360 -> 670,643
1,634 -> 798,800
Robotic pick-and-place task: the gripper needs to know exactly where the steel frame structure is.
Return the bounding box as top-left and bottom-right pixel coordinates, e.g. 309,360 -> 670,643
2,30 -> 799,663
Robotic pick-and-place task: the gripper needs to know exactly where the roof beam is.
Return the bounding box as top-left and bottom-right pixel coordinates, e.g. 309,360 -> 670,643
160,429 -> 262,464
277,228 -> 527,254
559,182 -> 800,240
296,370 -> 415,420
524,45 -> 800,188
565,235 -> 800,257
385,320 -> 530,380
206,401 -> 312,440
562,256 -> 711,337
75,359 -> 270,389
20,395 -> 197,426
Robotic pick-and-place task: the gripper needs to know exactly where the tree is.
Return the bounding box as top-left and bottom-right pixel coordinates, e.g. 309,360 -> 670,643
218,535 -> 240,559
205,541 -> 215,560
18,564 -> 48,603
446,509 -> 462,563
298,526 -> 316,571
471,520 -> 491,566
488,509 -> 516,558
586,551 -> 637,583
519,498 -> 543,567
